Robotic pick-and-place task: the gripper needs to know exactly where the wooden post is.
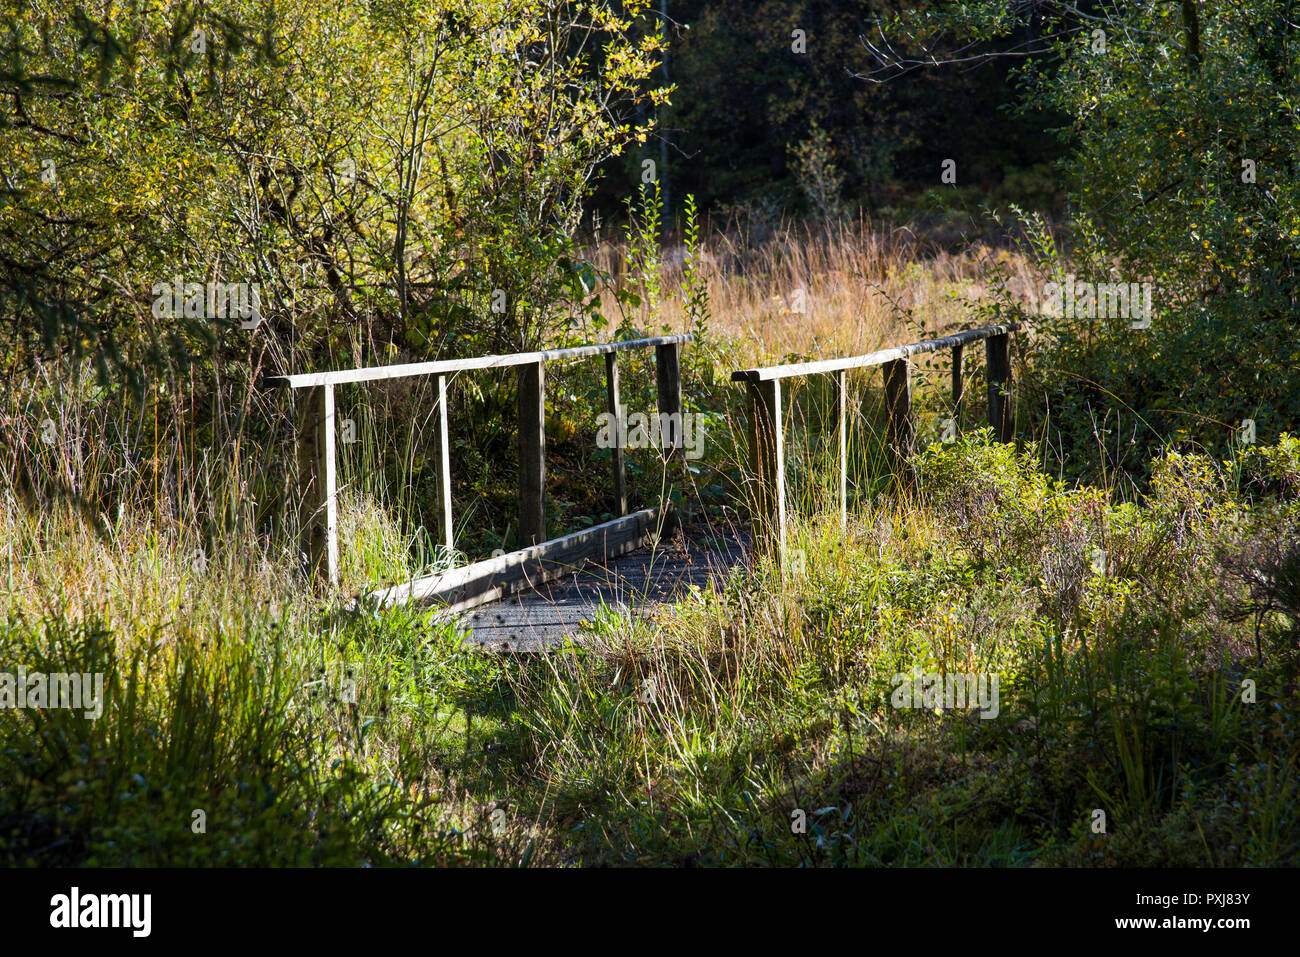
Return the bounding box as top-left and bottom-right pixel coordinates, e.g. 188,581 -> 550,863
985,332 -> 1013,442
296,383 -> 338,589
436,373 -> 453,557
836,369 -> 847,528
605,352 -> 628,516
655,340 -> 684,533
747,379 -> 786,561
951,343 -> 965,414
517,360 -> 546,546
883,358 -> 915,489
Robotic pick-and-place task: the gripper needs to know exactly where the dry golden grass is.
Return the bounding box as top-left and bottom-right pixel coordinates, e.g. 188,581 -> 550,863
0,379 -> 302,636
589,216 -> 1042,364
0,492 -> 300,642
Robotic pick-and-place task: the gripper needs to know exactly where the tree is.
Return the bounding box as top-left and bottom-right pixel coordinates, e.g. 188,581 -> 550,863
872,0 -> 1300,470
0,0 -> 668,393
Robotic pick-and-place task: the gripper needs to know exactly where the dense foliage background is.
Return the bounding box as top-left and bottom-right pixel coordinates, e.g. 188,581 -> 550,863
594,0 -> 1067,225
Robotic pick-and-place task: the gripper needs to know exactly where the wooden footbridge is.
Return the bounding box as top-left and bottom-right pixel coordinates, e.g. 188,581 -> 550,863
264,322 -> 1021,648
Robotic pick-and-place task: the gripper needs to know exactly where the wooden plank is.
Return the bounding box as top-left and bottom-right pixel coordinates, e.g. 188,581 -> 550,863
296,384 -> 338,588
836,369 -> 847,528
264,334 -> 694,390
359,507 -> 661,613
517,360 -> 546,546
605,352 -> 627,516
747,379 -> 786,560
883,358 -> 916,490
731,322 -> 1022,383
985,332 -> 1013,442
436,373 -> 453,555
655,340 -> 684,533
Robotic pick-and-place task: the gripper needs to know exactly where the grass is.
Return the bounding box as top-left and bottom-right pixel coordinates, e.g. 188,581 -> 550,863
1,221 -> 1297,867
585,214 -> 1041,364
425,434 -> 1299,866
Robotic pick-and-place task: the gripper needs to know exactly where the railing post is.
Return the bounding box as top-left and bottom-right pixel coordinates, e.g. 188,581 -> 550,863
883,358 -> 915,489
655,340 -> 684,533
747,379 -> 786,562
951,343 -> 965,415
836,369 -> 847,528
296,383 -> 338,589
605,352 -> 628,516
436,373 -> 453,557
985,332 -> 1013,442
517,360 -> 546,547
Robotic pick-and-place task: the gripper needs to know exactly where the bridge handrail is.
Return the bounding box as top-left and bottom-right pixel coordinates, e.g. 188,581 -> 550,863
279,332 -> 693,600
733,321 -> 1024,564
730,323 -> 1021,383
264,334 -> 693,390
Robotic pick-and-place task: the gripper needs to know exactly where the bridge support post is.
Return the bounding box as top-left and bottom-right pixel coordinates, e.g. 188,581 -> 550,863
951,343 -> 965,418
655,341 -> 684,534
436,373 -> 453,558
883,358 -> 916,491
605,353 -> 628,516
836,369 -> 848,528
747,379 -> 786,562
985,333 -> 1013,442
296,383 -> 338,589
518,360 -> 546,547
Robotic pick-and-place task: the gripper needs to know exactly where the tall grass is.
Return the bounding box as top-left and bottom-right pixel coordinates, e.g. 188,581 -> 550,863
474,432 -> 1299,866
2,218 -> 1296,867
585,215 -> 1041,364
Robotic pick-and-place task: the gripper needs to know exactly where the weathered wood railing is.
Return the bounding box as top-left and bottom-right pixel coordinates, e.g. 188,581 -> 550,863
731,322 -> 1021,559
264,334 -> 692,610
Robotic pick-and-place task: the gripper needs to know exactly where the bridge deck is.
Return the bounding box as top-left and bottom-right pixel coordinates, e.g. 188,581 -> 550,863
459,527 -> 748,652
